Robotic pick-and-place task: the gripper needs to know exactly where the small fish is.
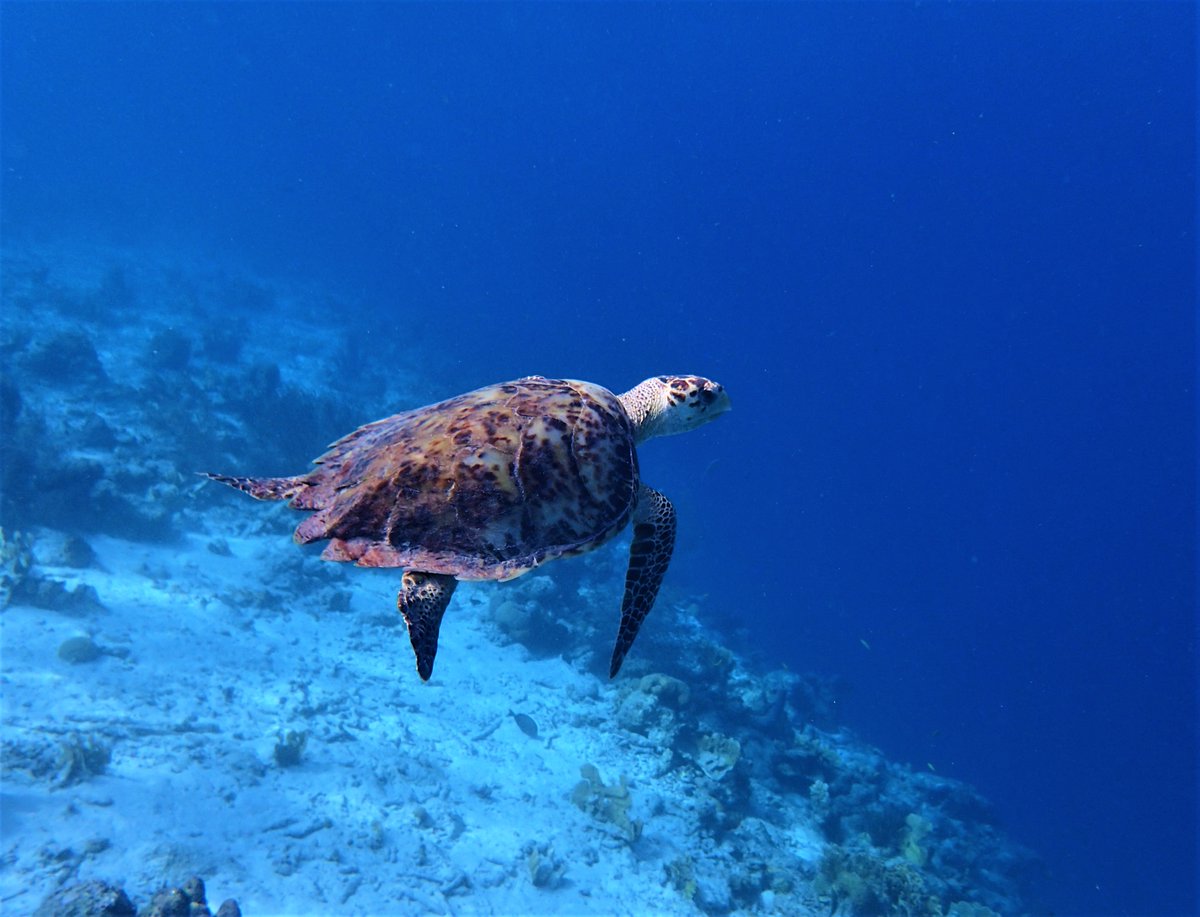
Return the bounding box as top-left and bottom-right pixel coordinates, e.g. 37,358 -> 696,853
927,762 -> 937,772
509,710 -> 539,739
860,638 -> 871,651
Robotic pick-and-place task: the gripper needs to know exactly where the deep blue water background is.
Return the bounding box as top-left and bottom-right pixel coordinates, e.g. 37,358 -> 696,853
2,3 -> 1195,915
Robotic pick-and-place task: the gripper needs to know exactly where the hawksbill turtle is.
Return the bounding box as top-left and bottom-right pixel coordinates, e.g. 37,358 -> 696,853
206,374 -> 730,680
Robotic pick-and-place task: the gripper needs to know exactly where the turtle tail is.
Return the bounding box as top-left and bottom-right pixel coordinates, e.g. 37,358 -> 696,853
201,472 -> 307,502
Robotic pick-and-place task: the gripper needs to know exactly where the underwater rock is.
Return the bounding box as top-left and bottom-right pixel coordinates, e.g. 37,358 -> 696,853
693,871 -> 734,915
0,529 -> 105,614
78,414 -> 119,449
145,327 -> 193,371
201,322 -> 245,364
206,538 -> 233,557
24,329 -> 107,383
492,599 -> 534,644
33,879 -> 135,917
0,372 -> 21,429
488,588 -> 574,660
86,265 -> 137,315
244,360 -> 282,399
58,635 -> 103,664
28,578 -> 106,617
6,449 -> 107,534
39,531 -> 100,568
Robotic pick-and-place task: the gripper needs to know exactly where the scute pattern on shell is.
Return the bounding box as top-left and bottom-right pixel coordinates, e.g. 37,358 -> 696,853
283,377 -> 639,580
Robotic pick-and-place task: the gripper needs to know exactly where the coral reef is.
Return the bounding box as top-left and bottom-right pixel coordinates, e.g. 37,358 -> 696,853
0,247 -> 1037,917
0,253 -> 401,542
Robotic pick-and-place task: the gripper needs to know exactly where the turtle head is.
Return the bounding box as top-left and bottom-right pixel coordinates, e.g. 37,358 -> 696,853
620,375 -> 731,445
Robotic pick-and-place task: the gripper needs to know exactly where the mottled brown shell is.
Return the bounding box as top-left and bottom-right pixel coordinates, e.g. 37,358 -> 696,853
283,377 -> 639,580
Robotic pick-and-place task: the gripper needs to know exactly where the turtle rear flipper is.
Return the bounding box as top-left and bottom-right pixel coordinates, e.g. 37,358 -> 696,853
202,472 -> 307,502
610,484 -> 677,677
399,572 -> 458,681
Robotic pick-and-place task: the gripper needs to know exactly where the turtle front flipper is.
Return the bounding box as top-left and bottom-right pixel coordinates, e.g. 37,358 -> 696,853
610,484 -> 677,677
399,572 -> 458,681
202,472 -> 307,502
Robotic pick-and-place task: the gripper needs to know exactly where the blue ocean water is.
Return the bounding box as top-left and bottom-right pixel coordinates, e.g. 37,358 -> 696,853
1,3 -> 1194,916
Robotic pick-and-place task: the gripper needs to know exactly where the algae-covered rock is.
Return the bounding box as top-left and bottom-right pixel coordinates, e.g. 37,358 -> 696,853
902,812 -> 933,867
0,527 -> 34,608
33,880 -> 135,917
695,732 -> 741,781
487,582 -> 574,660
809,777 -> 831,815
616,673 -> 691,741
492,599 -> 533,643
139,875 -> 241,917
947,903 -> 1001,917
2,529 -> 106,615
571,763 -> 642,843
815,846 -> 942,917
638,672 -> 691,708
56,734 -> 112,787
774,728 -> 842,789
665,856 -> 697,901
274,730 -> 308,767
524,841 -> 567,889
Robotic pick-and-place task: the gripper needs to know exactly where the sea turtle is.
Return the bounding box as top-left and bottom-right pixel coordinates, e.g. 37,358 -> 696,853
206,374 -> 730,680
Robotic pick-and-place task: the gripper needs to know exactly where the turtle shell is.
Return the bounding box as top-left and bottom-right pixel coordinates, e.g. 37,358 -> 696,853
284,377 -> 639,580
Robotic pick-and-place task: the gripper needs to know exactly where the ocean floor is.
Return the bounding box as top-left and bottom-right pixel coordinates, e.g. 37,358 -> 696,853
0,244 -> 1036,916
